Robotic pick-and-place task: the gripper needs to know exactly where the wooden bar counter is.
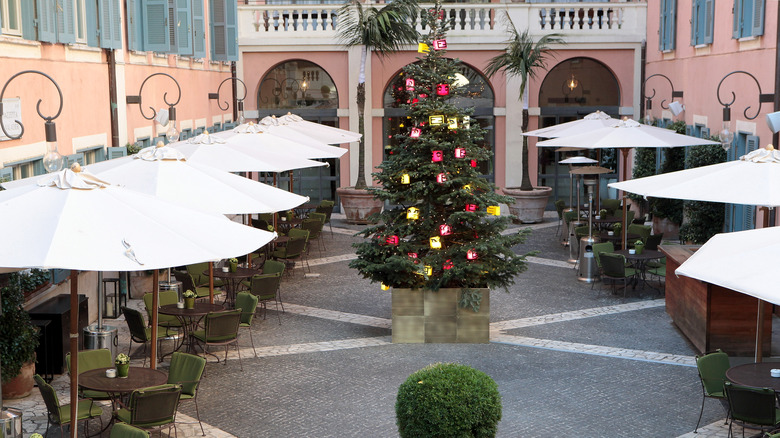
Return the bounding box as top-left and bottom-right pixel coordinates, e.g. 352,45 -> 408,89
661,244 -> 771,357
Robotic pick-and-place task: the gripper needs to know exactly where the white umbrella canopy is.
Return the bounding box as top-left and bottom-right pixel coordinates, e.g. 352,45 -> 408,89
609,145 -> 780,207
83,143 -> 309,214
173,131 -> 328,172
559,156 -> 598,164
216,123 -> 348,159
260,113 -> 362,144
524,110 -> 620,138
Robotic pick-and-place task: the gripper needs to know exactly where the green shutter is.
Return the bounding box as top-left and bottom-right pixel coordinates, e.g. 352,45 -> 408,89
746,134 -> 759,153
751,0 -> 765,37
192,0 -> 205,58
176,0 -> 192,55
51,269 -> 70,284
225,0 -> 236,61
107,146 -> 127,159
685,125 -> 693,136
210,0 -> 226,61
57,0 -> 76,44
143,0 -> 170,52
38,0 -> 58,42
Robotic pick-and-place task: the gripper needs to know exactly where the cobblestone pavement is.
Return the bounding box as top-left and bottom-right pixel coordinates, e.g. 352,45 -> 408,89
10,212 -> 771,437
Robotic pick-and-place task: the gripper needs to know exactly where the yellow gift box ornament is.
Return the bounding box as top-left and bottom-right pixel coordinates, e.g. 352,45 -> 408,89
429,236 -> 442,249
407,207 -> 420,220
486,205 -> 500,216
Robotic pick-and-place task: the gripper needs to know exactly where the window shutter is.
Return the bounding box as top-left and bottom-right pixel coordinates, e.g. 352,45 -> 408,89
691,0 -> 701,45
746,134 -> 759,152
67,153 -> 85,167
107,146 -> 127,159
751,0 -> 765,37
668,0 -> 676,50
742,205 -> 756,230
51,269 -> 70,284
225,0 -> 237,61
99,0 -> 123,49
192,0 -> 205,58
0,167 -> 13,182
94,147 -> 106,162
210,0 -> 226,61
685,125 -> 693,136
127,0 -> 143,50
701,127 -> 710,139
33,159 -> 45,175
659,0 -> 667,50
703,0 -> 714,43
733,0 -> 741,39
37,0 -> 58,43
168,1 -> 176,52
143,0 -> 170,52
85,0 -> 98,46
175,0 -> 192,55
21,0 -> 36,40
57,0 -> 76,44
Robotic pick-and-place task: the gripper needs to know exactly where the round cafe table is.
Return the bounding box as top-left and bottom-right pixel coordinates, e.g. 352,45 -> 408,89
159,302 -> 224,354
726,362 -> 780,391
80,366 -> 168,409
209,267 -> 256,307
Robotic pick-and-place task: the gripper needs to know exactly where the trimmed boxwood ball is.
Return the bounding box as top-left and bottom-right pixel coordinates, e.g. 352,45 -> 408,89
396,363 -> 502,437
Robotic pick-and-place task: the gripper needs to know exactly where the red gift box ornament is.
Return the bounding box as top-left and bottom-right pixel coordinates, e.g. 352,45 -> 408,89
436,173 -> 447,183
470,160 -> 478,167
439,224 -> 452,236
410,128 -> 421,138
408,252 -> 418,259
443,259 -> 454,270
386,235 -> 399,246
465,204 -> 477,212
432,39 -> 447,50
432,150 -> 443,162
405,78 -> 415,91
436,84 -> 450,96
467,249 -> 478,260
455,147 -> 466,158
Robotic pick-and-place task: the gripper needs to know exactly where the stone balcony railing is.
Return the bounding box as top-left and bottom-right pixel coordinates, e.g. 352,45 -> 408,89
238,2 -> 647,46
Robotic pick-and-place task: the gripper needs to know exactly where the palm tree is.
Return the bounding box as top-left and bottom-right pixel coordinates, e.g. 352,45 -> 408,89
336,0 -> 420,190
485,18 -> 563,191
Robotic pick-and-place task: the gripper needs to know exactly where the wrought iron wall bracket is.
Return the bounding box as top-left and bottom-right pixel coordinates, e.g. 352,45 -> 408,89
0,70 -> 63,141
643,73 -> 682,111
208,76 -> 247,112
717,70 -> 775,121
126,73 -> 181,121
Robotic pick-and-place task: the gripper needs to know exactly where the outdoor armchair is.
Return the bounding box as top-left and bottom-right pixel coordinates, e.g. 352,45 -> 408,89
167,352 -> 207,436
724,381 -> 780,437
191,309 -> 243,370
248,271 -> 284,324
272,229 -> 310,276
186,262 -> 223,288
109,423 -> 150,438
599,252 -> 638,297
113,384 -> 182,437
65,348 -> 113,400
694,349 -> 730,433
601,198 -> 620,217
121,306 -> 173,366
143,291 -> 183,331
173,270 -> 217,301
590,242 -> 614,290
35,373 -> 103,438
315,200 -> 335,237
627,224 -> 652,247
301,217 -> 325,256
236,292 -> 260,356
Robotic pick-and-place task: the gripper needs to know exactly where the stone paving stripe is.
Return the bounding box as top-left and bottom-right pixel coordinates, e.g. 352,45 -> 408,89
526,255 -> 573,269
491,333 -> 696,367
491,299 -> 666,331
235,337 -> 392,359
283,303 -> 392,328
307,253 -> 358,267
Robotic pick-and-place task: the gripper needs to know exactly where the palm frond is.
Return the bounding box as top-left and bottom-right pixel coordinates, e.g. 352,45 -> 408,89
336,0 -> 420,56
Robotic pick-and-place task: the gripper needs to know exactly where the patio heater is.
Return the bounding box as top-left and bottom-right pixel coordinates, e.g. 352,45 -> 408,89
568,173 -> 585,264
578,178 -> 601,283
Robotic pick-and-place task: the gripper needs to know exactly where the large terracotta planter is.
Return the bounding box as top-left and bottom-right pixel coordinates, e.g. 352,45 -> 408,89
502,186 -> 552,224
336,187 -> 383,225
391,288 -> 489,343
1,360 -> 35,400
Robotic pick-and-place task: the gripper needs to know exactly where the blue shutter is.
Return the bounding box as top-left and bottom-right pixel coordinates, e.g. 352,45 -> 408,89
67,153 -> 85,167
176,0 -> 192,55
700,127 -> 710,139
210,0 -> 226,61
691,0 -> 699,45
703,0 -> 714,44
85,0 -> 98,46
51,269 -> 70,284
21,0 -> 35,40
143,0 -> 170,52
733,0 -> 741,38
38,0 -> 58,42
746,134 -> 759,153
225,0 -> 237,61
107,146 -> 127,159
94,147 -> 106,162
192,0 -> 205,58
668,0 -> 676,50
0,167 -> 13,182
685,125 -> 693,136
751,0 -> 765,37
127,0 -> 143,50
33,159 -> 45,175
659,0 -> 677,51
57,0 -> 76,44
99,0 -> 122,49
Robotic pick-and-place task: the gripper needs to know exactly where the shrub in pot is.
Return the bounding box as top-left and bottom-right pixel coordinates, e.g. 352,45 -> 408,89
1,273 -> 40,397
396,363 -> 502,437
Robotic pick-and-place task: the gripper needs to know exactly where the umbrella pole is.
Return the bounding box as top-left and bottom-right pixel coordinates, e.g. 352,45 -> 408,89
756,299 -> 766,363
150,270 -> 159,369
209,262 -> 214,304
69,270 -> 79,438
620,149 -> 630,249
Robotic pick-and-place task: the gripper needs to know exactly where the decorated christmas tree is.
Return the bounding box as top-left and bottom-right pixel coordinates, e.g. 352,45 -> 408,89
351,3 -> 532,309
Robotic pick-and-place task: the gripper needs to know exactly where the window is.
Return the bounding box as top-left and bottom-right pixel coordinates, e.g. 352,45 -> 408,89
12,0 -> 120,48
1,0 -> 23,36
128,0 -> 206,58
210,0 -> 237,61
733,0 -> 765,39
77,146 -> 106,164
691,0 -> 713,46
659,0 -> 676,51
3,156 -> 44,180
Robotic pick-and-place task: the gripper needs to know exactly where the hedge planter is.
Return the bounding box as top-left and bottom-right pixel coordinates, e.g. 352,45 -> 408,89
391,288 -> 489,343
336,187 -> 383,225
1,360 -> 35,400
502,186 -> 552,224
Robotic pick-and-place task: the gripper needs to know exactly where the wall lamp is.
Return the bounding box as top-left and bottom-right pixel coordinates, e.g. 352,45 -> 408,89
716,70 -> 775,151
0,70 -> 65,172
643,73 -> 684,123
208,76 -> 248,125
127,73 -> 182,143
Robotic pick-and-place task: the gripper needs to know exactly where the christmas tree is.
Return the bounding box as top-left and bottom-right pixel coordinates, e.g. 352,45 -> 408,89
350,3 -> 532,309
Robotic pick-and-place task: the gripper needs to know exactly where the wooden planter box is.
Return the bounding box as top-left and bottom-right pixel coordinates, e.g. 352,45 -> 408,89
391,288 -> 489,343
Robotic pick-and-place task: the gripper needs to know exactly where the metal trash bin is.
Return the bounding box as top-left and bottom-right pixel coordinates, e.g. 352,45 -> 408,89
83,324 -> 118,358
159,280 -> 183,301
577,235 -> 600,283
0,407 -> 22,438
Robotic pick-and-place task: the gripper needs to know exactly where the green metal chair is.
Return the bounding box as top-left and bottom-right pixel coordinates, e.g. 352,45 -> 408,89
694,349 -> 730,433
186,262 -> 223,288
315,200 -> 335,237
65,348 -> 113,400
248,271 -> 284,325
143,291 -> 183,331
236,292 -> 260,356
601,198 -> 620,217
272,229 -> 310,276
35,373 -> 103,437
113,384 -> 182,437
627,223 -> 652,247
110,422 -> 151,438
191,309 -> 243,370
591,241 -> 614,289
167,352 -> 207,436
301,217 -> 325,256
725,381 -> 780,437
121,306 -> 173,366
173,270 -> 217,301
599,252 -> 638,297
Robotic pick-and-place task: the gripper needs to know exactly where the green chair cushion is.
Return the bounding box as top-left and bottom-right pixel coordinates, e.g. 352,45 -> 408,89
191,329 -> 236,343
59,399 -> 103,424
167,352 -> 205,398
110,422 -> 151,438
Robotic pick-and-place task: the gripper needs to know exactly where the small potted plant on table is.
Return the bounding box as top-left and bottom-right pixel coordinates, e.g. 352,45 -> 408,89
115,353 -> 130,378
182,290 -> 196,309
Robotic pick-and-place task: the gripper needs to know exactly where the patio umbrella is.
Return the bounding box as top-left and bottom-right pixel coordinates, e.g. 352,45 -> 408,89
0,166 -> 274,437
537,118 -> 719,247
216,122 -> 349,159
260,113 -> 362,144
523,110 -> 620,138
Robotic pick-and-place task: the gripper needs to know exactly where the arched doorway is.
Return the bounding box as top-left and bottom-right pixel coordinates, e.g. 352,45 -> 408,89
256,59 -> 340,204
382,61 -> 496,181
537,57 -> 620,206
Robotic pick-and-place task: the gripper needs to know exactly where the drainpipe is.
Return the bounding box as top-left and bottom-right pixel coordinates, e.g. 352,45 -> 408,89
231,62 -> 238,122
107,49 -> 119,147
774,4 -> 780,151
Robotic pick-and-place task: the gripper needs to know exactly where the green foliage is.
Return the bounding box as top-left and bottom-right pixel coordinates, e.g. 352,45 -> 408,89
629,148 -> 656,212
17,269 -> 50,293
650,147 -> 685,224
679,141 -> 727,243
1,274 -> 40,383
127,142 -> 142,155
396,363 -> 502,438
351,4 -> 532,294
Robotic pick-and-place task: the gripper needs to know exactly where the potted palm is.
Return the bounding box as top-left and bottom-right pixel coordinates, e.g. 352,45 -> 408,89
1,274 -> 40,399
485,17 -> 563,223
335,0 -> 420,224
